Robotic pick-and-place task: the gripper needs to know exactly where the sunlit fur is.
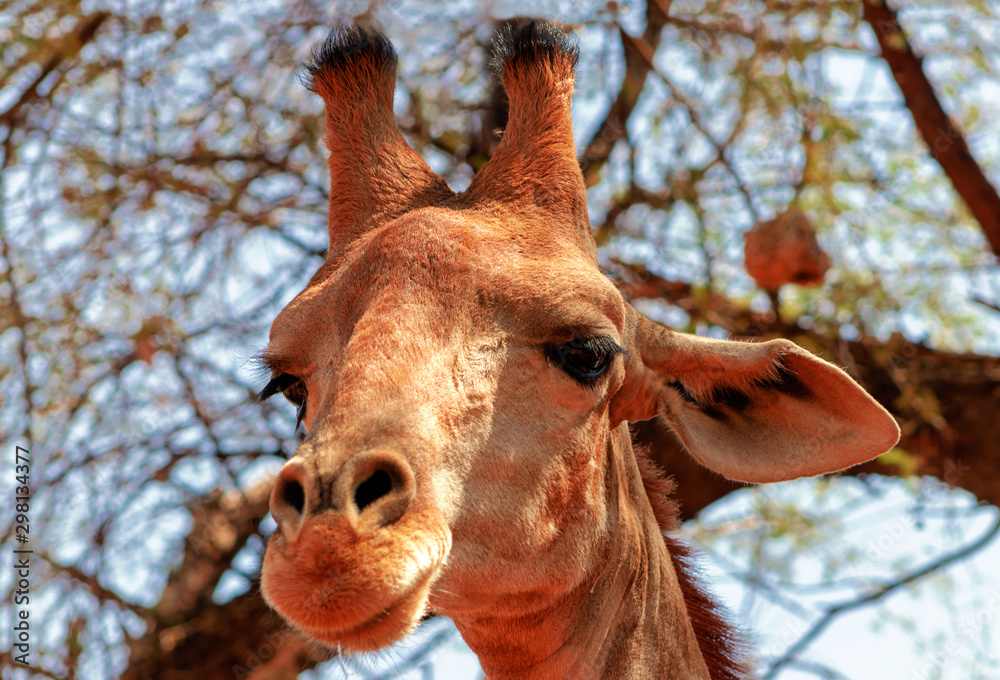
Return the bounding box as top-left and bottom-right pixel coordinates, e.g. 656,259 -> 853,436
259,19 -> 900,679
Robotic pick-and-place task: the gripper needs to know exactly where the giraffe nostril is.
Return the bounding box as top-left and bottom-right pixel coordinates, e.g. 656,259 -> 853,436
354,469 -> 393,513
283,478 -> 306,515
270,459 -> 310,542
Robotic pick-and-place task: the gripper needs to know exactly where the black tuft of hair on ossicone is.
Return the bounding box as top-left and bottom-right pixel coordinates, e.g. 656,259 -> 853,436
491,18 -> 579,76
300,23 -> 397,93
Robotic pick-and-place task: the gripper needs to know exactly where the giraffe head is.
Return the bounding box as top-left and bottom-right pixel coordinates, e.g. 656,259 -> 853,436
257,21 -> 899,663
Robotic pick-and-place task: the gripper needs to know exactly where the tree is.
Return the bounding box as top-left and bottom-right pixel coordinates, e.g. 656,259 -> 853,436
2,1 -> 998,678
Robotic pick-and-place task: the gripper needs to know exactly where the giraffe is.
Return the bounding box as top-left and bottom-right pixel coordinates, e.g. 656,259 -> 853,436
256,20 -> 900,679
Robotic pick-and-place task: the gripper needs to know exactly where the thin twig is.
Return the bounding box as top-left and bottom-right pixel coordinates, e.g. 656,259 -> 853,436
763,512 -> 1000,679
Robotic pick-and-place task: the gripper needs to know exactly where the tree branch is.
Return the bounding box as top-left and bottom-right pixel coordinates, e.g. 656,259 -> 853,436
761,511 -> 1000,679
119,481 -> 322,680
862,0 -> 1000,257
578,1 -> 671,186
0,12 -> 110,129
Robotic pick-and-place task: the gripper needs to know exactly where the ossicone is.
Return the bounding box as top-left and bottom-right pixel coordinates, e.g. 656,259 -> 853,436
301,22 -> 453,261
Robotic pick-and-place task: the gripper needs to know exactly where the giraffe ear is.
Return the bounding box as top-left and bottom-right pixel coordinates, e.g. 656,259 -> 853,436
612,311 -> 900,483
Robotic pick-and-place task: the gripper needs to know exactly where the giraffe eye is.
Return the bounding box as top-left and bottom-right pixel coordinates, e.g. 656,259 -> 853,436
549,337 -> 626,385
280,379 -> 306,408
258,374 -> 308,429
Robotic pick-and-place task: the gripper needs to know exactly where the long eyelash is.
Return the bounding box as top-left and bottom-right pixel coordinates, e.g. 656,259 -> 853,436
576,336 -> 630,357
257,373 -> 298,402
248,349 -> 295,381
246,354 -> 274,381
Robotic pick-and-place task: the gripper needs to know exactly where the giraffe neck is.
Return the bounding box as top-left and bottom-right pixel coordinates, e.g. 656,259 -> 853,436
450,428 -> 712,680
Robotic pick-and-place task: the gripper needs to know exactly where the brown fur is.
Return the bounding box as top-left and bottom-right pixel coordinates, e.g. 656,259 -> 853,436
636,453 -> 750,680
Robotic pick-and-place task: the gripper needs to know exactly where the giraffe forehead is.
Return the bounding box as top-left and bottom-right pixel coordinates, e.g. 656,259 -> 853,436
269,210 -> 621,359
